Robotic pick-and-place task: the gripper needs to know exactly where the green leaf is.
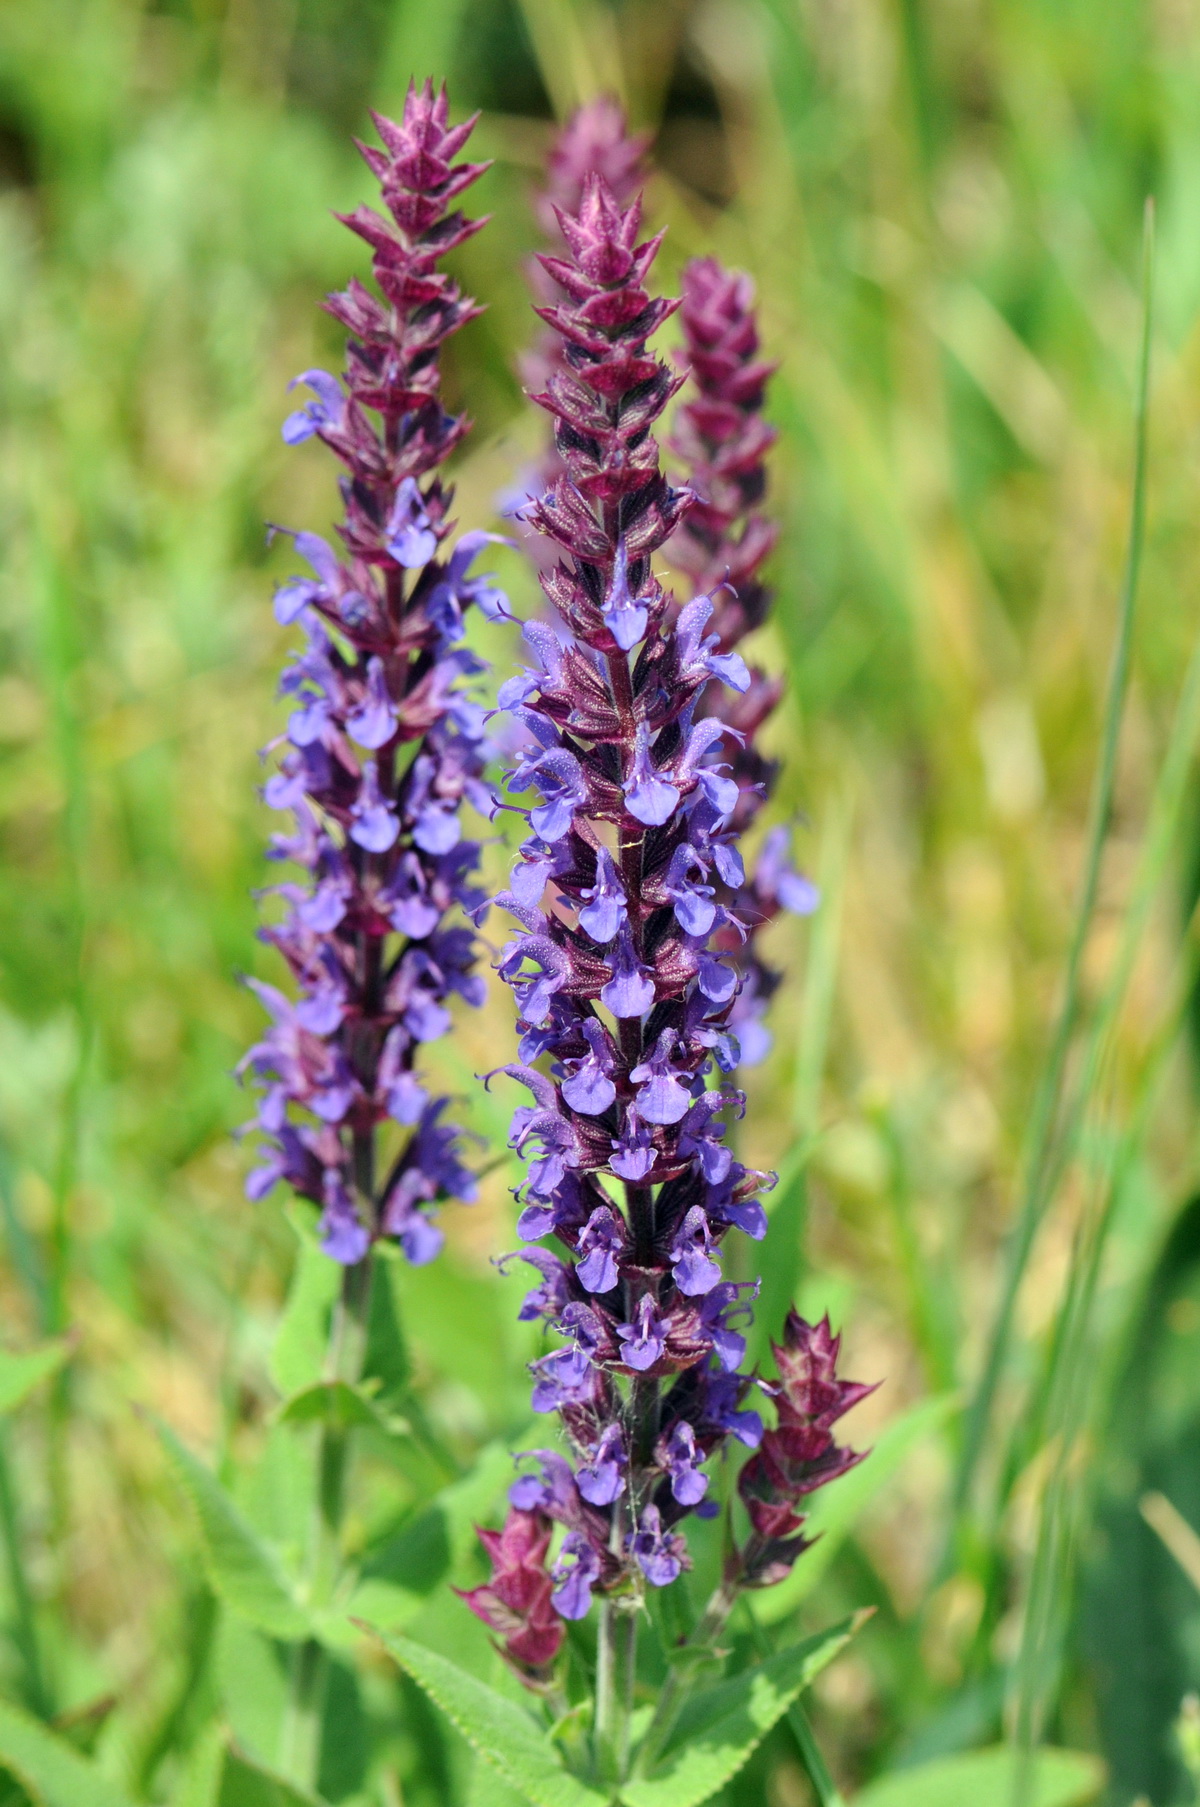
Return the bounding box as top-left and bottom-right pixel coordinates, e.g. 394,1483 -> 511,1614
622,1612 -> 867,1807
0,1698 -> 136,1807
154,1416 -> 311,1639
755,1394 -> 958,1625
275,1378 -> 408,1439
366,1627 -> 609,1807
852,1746 -> 1104,1807
0,1342 -> 70,1417
269,1210 -> 339,1397
218,1747 -> 329,1807
346,1438 -> 519,1628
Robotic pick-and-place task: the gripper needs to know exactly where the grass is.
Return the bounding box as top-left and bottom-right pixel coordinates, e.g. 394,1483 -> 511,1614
1,0 -> 1200,1802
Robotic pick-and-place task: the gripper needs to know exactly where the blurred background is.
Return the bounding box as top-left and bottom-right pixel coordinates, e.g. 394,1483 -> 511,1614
2,0 -> 1200,1800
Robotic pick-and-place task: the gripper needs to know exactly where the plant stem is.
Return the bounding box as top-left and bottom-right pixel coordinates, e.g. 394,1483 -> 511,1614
594,1593 -> 637,1787
785,1698 -> 846,1807
636,1574 -> 739,1775
279,1248 -> 375,1788
0,1429 -> 49,1718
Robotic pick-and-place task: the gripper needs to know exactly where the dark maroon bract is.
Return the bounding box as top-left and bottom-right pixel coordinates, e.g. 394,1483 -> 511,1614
670,255 -> 818,1065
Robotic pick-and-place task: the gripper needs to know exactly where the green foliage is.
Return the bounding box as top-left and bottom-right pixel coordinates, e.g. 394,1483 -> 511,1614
368,1630 -> 608,1807
851,1745 -> 1104,1807
0,1345 -> 70,1420
218,1746 -> 329,1807
0,0 -> 1196,1798
155,1417 -> 312,1640
625,1616 -> 868,1807
0,1699 -> 135,1807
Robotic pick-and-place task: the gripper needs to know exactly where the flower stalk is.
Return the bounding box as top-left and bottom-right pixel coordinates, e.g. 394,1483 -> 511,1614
455,168 -> 869,1788
241,83 -> 503,1788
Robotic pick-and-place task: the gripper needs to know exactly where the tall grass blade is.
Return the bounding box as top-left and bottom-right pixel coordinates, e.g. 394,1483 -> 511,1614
953,196 -> 1157,1530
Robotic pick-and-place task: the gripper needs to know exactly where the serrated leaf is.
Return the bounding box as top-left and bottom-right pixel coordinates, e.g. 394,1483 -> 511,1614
270,1211 -> 340,1398
622,1612 -> 867,1807
154,1416 -> 311,1639
0,1342 -> 70,1416
275,1378 -> 408,1438
218,1746 -> 329,1807
852,1746 -> 1104,1807
366,1627 -> 609,1807
755,1394 -> 958,1625
0,1698 -> 135,1807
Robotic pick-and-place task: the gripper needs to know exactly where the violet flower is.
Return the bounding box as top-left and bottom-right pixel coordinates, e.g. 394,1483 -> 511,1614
480,174 -> 789,1621
667,256 -> 819,1066
240,84 -> 501,1265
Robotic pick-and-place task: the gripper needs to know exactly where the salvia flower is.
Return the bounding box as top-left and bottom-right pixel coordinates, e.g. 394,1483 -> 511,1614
480,173 -> 788,1626
240,84 -> 502,1265
668,255 -> 818,1065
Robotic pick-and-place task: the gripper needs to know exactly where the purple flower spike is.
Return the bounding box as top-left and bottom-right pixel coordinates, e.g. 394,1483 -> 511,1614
474,151 -> 854,1648
241,85 -> 494,1271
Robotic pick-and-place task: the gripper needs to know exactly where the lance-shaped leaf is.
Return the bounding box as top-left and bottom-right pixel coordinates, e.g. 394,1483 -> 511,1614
154,1416 -> 311,1640
218,1744 -> 331,1807
365,1627 -> 609,1807
622,1612 -> 869,1807
0,1697 -> 136,1807
851,1745 -> 1104,1807
275,1378 -> 408,1439
270,1210 -> 340,1397
346,1437 -> 520,1627
0,1341 -> 71,1416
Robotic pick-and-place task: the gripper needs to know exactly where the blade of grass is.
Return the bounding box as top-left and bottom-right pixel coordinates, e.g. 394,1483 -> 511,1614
953,196 -> 1156,1531
1008,873 -> 1200,1796
1139,1493 -> 1200,1594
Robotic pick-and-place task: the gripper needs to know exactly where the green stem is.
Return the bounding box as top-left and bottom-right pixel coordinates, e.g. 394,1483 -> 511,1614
593,1594 -> 637,1787
951,196 -> 1155,1533
636,1575 -> 738,1776
279,1250 -> 375,1788
785,1698 -> 846,1807
0,1429 -> 49,1718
